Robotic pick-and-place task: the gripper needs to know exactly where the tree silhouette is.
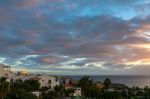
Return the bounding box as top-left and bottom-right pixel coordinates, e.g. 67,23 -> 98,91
104,78 -> 111,90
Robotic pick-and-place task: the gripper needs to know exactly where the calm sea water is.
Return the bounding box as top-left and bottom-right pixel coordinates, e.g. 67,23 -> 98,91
68,75 -> 150,88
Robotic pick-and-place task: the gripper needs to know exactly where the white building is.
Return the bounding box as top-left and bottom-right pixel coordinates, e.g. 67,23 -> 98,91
33,75 -> 59,89
0,64 -> 14,78
59,77 -> 70,85
73,87 -> 82,97
32,91 -> 42,98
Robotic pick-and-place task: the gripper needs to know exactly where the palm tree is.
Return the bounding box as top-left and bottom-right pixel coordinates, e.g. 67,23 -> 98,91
0,77 -> 10,99
54,85 -> 64,96
78,76 -> 93,98
104,78 -> 111,90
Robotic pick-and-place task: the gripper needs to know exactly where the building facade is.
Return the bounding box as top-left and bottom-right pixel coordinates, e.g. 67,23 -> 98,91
0,64 -> 14,78
34,75 -> 60,89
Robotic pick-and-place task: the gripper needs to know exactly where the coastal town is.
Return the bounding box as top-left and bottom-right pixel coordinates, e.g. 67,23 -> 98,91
0,64 -> 82,99
1,0 -> 150,99
1,64 -> 150,99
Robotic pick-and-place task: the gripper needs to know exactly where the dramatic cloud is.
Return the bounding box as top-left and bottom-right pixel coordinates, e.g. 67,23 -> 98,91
1,0 -> 150,74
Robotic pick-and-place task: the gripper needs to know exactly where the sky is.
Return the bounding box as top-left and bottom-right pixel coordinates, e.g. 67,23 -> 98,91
1,0 -> 150,75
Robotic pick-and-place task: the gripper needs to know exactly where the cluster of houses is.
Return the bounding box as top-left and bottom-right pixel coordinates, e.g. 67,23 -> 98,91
0,64 -> 132,98
0,64 -> 82,98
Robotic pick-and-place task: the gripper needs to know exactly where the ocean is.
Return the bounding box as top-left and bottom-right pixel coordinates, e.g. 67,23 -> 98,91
68,75 -> 150,88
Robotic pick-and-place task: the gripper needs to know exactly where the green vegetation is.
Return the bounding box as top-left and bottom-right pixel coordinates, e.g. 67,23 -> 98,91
1,76 -> 150,99
77,76 -> 150,99
1,78 -> 40,99
104,78 -> 111,89
0,77 -> 10,99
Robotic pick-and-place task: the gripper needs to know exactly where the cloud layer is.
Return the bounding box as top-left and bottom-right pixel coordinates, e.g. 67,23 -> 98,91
1,0 -> 150,74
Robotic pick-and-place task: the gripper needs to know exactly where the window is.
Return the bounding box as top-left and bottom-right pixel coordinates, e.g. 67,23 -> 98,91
55,78 -> 58,82
49,85 -> 51,89
48,80 -> 51,84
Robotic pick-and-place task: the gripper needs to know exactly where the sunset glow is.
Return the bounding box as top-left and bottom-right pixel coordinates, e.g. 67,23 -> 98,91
1,0 -> 150,75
